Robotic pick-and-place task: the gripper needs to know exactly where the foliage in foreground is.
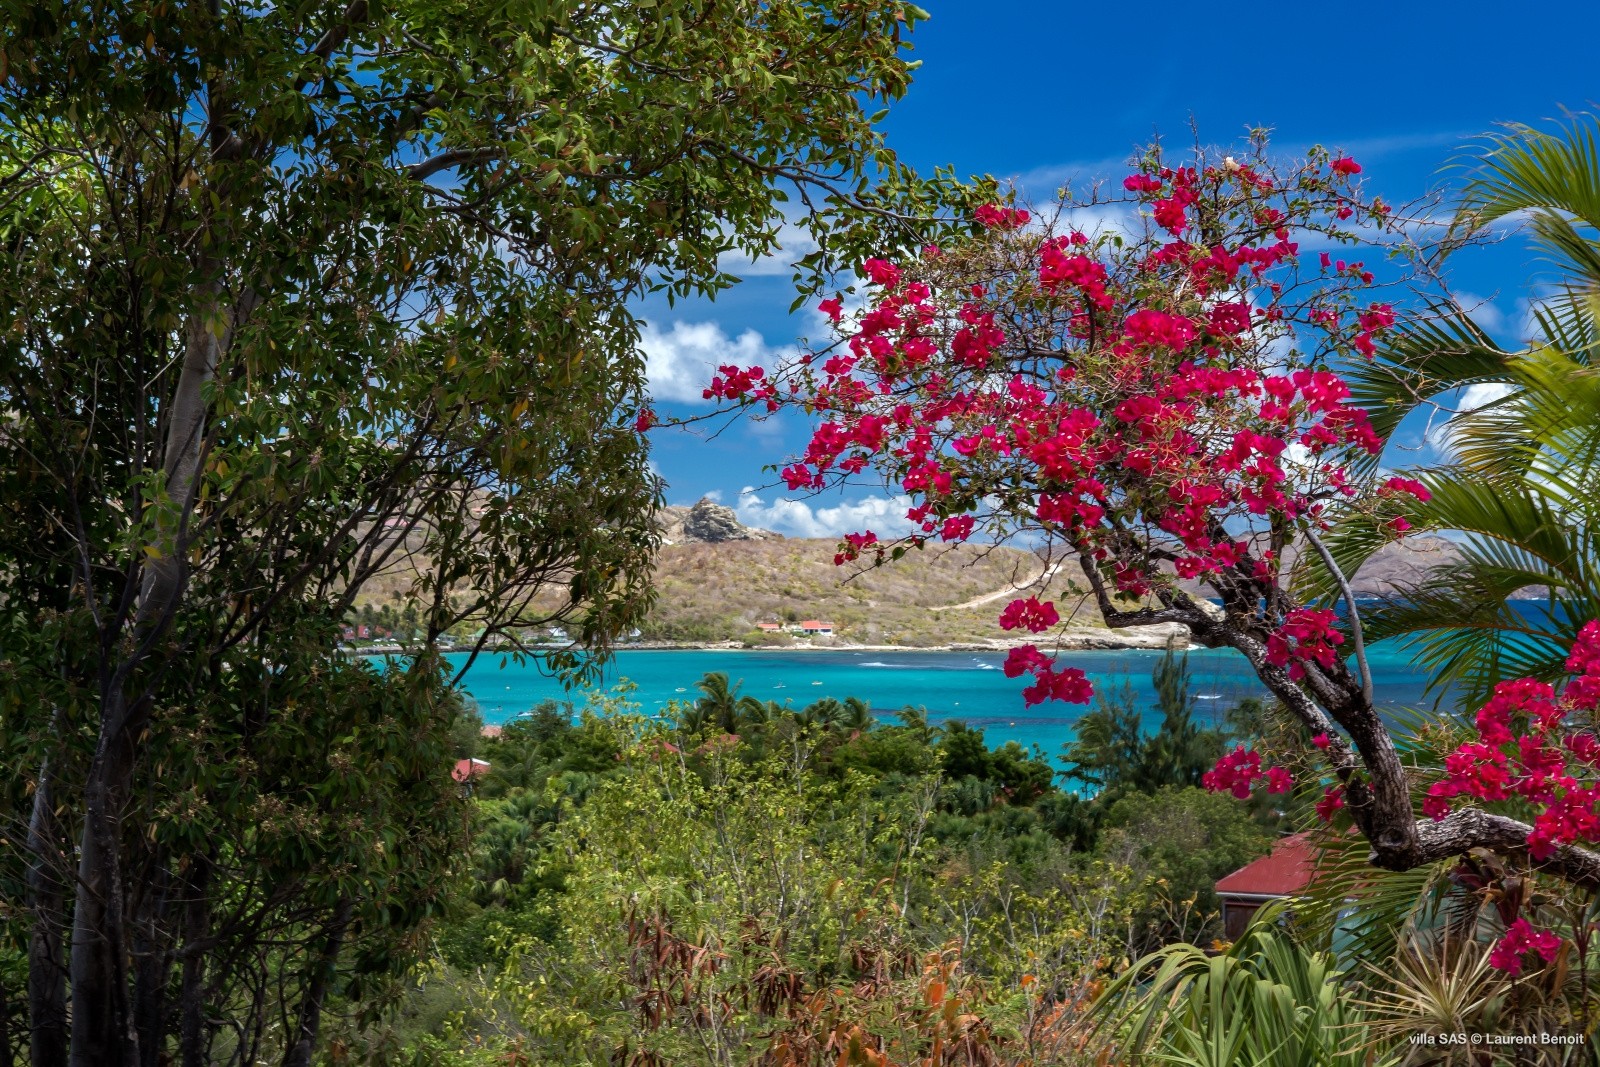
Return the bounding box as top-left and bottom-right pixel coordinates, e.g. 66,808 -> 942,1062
1089,904 -> 1394,1067
323,670 -> 1284,1066
336,670 -> 1600,1065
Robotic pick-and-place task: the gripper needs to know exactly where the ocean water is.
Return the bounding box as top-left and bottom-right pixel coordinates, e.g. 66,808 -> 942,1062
448,639 -> 1440,762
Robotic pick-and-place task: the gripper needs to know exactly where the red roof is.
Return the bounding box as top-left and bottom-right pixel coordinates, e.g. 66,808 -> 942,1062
1214,831 -> 1321,898
452,757 -> 491,783
800,620 -> 833,629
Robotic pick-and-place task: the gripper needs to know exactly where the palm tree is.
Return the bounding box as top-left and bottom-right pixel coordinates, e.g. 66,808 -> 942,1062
691,671 -> 744,734
1322,116 -> 1600,704
840,696 -> 874,732
734,694 -> 772,729
895,704 -> 934,742
801,696 -> 843,731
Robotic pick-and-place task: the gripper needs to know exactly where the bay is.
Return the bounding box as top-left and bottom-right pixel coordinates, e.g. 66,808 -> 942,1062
448,638 -> 1440,761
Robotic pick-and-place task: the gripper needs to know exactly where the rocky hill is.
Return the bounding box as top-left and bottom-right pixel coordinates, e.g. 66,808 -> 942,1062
1347,535 -> 1465,597
356,497 -> 1495,646
640,507 -> 1498,645
635,499 -> 1054,645
658,498 -> 784,546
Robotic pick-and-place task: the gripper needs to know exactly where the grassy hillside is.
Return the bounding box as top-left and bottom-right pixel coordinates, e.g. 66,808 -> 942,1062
639,539 -> 1094,645
348,503 -> 1479,648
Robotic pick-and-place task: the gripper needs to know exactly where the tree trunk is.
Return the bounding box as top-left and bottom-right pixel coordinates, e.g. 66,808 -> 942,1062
26,755 -> 70,1067
177,855 -> 213,1067
132,863 -> 174,1067
67,706 -> 141,1067
281,899 -> 352,1067
66,255 -> 231,1067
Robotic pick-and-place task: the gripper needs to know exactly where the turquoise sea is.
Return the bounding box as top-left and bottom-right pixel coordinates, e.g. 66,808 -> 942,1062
447,638 -> 1441,761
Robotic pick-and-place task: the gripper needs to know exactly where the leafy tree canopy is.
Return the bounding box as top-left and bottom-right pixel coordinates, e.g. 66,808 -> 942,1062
0,3 -> 988,1063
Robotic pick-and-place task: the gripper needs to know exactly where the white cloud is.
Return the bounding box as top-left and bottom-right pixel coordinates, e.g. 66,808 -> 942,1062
717,219 -> 820,278
1425,381 -> 1518,460
1009,153 -> 1140,199
641,320 -> 794,403
1459,382 -> 1516,412
1452,291 -> 1506,335
1057,203 -> 1140,240
701,488 -> 723,503
1331,129 -> 1477,159
736,487 -> 917,540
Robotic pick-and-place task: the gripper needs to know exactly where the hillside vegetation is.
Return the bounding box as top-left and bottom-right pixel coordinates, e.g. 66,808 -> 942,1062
642,537 -> 1077,645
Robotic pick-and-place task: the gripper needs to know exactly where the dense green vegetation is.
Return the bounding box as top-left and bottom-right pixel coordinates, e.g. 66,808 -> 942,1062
317,652 -> 1295,1064
327,643 -> 1600,1064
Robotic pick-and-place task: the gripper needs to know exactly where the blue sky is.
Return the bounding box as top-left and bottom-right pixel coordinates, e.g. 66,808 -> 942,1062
639,0 -> 1600,539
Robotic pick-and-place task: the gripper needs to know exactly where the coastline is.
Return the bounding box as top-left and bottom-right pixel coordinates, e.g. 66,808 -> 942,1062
349,622 -> 1191,658
620,622 -> 1189,654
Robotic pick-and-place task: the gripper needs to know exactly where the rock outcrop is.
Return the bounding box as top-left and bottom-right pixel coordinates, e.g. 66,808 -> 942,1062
1349,535 -> 1462,597
658,498 -> 782,545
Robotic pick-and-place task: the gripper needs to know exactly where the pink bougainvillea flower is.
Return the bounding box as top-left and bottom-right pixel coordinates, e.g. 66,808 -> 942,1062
860,258 -> 901,288
1314,785 -> 1345,823
997,596 -> 1060,634
974,203 -> 1031,230
1489,918 -> 1562,976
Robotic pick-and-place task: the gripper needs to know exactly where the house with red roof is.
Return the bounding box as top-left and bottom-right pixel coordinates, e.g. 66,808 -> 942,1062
1214,830 -> 1321,939
452,757 -> 491,785
798,620 -> 834,635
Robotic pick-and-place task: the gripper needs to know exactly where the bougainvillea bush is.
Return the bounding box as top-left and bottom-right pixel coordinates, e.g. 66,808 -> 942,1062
706,138 -> 1600,968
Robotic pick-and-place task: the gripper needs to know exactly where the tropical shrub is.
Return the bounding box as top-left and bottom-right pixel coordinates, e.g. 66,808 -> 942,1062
402,729 -> 1144,1065
1336,116 -> 1600,703
1086,904 -> 1393,1067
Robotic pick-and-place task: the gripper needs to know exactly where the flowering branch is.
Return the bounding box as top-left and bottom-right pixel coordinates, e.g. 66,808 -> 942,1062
710,139 -> 1600,918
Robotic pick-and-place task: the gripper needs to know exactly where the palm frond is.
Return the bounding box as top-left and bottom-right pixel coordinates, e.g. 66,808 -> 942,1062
1345,302 -> 1511,451
1296,827 -> 1454,970
1350,462 -> 1600,703
1458,118 -> 1600,287
1530,288 -> 1600,366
